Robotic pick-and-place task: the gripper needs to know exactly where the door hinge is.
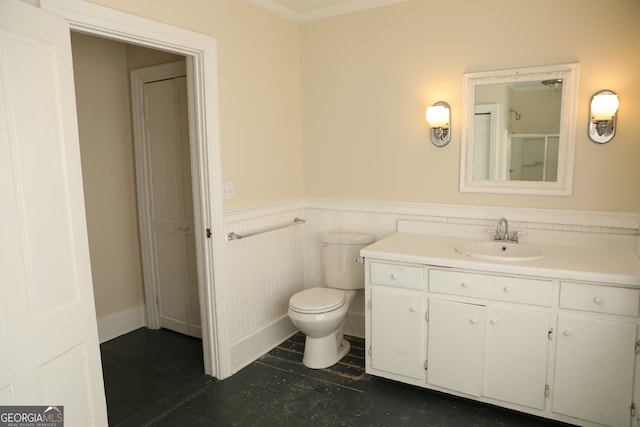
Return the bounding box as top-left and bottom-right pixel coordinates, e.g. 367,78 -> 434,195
545,384 -> 550,397
548,328 -> 553,341
425,310 -> 429,322
630,402 -> 636,417
635,340 -> 640,355
206,228 -> 212,238
368,346 -> 372,357
368,299 -> 372,310
355,256 -> 365,264
424,360 -> 428,370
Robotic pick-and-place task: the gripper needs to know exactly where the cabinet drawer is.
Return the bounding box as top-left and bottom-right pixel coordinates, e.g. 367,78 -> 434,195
560,282 -> 640,317
370,262 -> 423,290
429,269 -> 553,306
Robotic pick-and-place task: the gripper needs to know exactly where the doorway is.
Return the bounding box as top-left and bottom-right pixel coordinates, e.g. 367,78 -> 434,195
47,0 -> 228,379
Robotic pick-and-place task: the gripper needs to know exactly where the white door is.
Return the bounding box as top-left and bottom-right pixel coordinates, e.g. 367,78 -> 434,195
483,306 -> 550,409
0,1 -> 107,425
553,316 -> 636,427
144,75 -> 201,338
427,299 -> 485,397
371,286 -> 424,380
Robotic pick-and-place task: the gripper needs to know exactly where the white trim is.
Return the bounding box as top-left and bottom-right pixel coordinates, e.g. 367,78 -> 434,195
345,312 -> 364,338
97,306 -> 147,344
244,0 -> 409,23
41,0 -> 229,379
297,0 -> 409,23
460,63 -> 580,196
303,198 -> 640,231
224,198 -> 305,223
230,315 -> 297,374
243,0 -> 299,22
223,198 -> 639,232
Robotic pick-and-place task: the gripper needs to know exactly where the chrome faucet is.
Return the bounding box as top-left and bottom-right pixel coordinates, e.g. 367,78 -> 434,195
495,217 -> 518,242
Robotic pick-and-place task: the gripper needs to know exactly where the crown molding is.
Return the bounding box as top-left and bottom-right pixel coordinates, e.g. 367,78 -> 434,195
244,0 -> 408,23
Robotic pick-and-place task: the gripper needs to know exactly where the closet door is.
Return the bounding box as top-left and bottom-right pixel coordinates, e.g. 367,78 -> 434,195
144,75 -> 200,337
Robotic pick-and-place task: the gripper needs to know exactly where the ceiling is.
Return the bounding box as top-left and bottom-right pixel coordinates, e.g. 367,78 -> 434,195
244,0 -> 408,23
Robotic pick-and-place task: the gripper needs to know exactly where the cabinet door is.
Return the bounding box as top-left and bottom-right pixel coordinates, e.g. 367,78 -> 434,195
553,316 -> 637,427
371,286 -> 424,379
427,299 -> 485,396
483,307 -> 550,409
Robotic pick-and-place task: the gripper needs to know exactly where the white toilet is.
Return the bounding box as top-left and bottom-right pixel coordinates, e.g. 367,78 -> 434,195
288,232 -> 374,369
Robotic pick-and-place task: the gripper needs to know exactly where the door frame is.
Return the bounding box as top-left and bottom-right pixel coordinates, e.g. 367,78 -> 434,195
41,0 -> 230,378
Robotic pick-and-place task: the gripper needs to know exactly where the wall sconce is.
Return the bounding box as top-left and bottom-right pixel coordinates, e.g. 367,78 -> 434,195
426,101 -> 451,147
589,90 -> 619,144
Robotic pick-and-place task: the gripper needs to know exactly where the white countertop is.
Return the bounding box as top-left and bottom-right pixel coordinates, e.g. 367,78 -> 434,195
361,232 -> 640,287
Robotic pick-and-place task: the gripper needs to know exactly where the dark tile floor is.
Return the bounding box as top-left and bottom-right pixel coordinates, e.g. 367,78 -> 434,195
101,328 -> 573,426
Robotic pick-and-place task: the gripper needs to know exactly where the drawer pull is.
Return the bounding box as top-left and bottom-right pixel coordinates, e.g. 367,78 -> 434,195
503,286 -> 511,293
563,329 -> 574,337
470,317 -> 478,324
593,296 -> 603,305
390,273 -> 399,280
461,282 -> 469,288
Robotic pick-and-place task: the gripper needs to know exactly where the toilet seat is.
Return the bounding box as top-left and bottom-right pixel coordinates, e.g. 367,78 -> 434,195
289,287 -> 345,314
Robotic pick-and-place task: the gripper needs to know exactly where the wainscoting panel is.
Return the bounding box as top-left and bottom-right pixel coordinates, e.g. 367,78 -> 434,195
223,199 -> 638,373
225,208 -> 306,345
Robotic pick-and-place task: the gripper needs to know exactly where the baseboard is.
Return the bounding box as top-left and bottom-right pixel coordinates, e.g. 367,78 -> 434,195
97,305 -> 147,343
230,315 -> 297,374
345,312 -> 364,338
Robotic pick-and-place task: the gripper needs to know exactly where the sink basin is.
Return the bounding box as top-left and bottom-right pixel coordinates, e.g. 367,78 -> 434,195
455,241 -> 546,262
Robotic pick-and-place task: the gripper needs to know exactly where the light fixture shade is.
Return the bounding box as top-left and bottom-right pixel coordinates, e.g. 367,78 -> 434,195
590,93 -> 619,121
588,90 -> 618,144
426,105 -> 450,128
426,101 -> 451,147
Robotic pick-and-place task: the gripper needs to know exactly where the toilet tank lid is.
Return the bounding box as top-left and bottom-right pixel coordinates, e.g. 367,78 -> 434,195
320,232 -> 374,245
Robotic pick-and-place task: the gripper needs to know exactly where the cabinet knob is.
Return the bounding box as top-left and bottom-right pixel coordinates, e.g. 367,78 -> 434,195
461,282 -> 469,288
391,274 -> 399,280
593,296 -> 603,305
563,329 -> 574,337
409,306 -> 417,312
469,317 -> 478,324
490,318 -> 498,325
503,286 -> 511,293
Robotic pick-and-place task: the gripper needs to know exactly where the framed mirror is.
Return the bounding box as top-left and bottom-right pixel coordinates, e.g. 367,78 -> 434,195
460,63 -> 579,195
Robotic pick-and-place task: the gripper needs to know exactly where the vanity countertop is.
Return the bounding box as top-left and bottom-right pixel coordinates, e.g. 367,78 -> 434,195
361,232 -> 640,287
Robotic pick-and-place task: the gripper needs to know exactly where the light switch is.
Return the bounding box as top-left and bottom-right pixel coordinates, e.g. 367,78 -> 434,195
222,182 -> 234,200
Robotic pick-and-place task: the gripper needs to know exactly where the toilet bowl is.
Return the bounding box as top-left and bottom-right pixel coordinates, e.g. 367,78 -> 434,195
288,232 -> 374,369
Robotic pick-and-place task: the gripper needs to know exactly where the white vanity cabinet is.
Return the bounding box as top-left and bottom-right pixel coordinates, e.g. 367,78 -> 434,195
552,281 -> 640,427
364,257 -> 640,427
368,262 -> 425,380
426,269 -> 552,410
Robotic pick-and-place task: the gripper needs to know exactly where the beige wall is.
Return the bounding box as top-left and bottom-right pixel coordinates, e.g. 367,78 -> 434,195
71,33 -> 182,318
300,0 -> 640,212
82,0 -> 305,211
79,0 -> 640,214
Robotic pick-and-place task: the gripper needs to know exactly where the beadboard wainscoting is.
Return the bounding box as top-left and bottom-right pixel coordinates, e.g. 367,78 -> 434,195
223,199 -> 639,374
224,204 -> 306,372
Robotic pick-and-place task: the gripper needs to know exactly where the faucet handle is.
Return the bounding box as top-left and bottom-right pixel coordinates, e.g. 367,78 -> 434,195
510,231 -> 519,243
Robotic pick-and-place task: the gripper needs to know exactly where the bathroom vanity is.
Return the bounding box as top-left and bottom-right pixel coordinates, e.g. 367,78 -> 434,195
362,221 -> 640,427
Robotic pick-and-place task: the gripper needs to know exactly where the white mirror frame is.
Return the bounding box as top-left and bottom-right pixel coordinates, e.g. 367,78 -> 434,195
460,63 -> 580,196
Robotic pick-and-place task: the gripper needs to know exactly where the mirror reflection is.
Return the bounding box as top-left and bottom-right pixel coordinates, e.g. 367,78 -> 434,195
460,63 -> 579,196
473,80 -> 562,182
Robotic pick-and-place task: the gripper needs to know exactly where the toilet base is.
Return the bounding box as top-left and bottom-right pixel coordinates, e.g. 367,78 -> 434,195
302,334 -> 350,369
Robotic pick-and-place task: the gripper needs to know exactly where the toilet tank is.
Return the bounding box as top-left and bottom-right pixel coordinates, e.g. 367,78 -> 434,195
320,232 -> 374,290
